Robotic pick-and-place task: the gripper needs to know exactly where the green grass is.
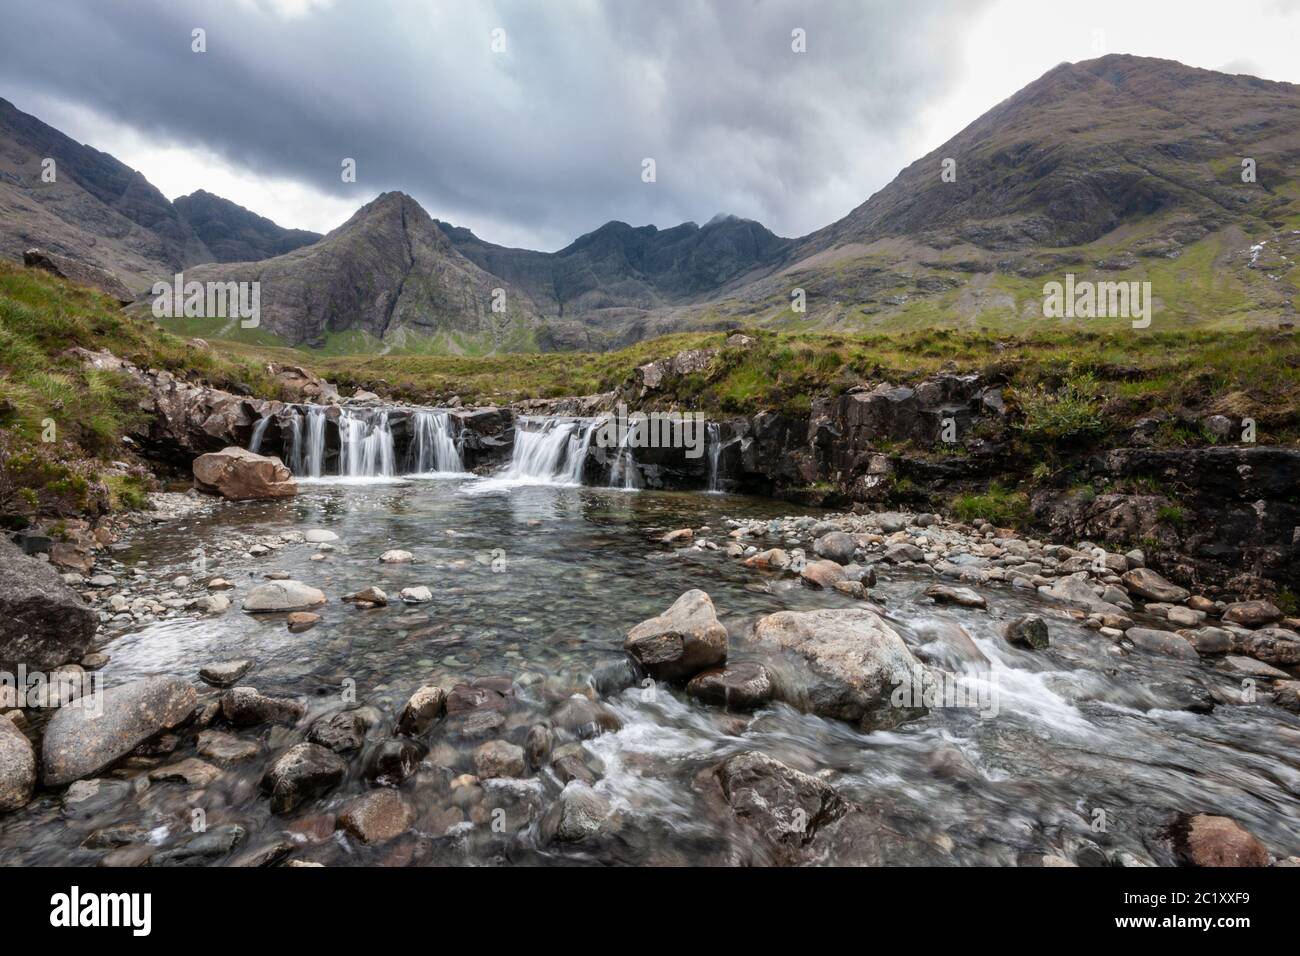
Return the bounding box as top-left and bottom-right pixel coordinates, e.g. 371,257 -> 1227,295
951,483 -> 1031,528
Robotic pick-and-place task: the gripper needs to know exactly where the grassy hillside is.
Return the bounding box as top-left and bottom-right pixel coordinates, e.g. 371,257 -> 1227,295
0,262 -> 286,523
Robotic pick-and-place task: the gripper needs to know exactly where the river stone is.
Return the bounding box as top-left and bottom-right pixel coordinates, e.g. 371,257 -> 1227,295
1274,681 -> 1300,713
303,529 -> 338,543
685,661 -> 776,710
395,685 -> 446,736
199,659 -> 253,687
193,447 -> 296,501
743,548 -> 789,570
713,751 -> 848,852
242,580 -> 326,613
1120,568 -> 1189,603
338,789 -> 416,844
308,709 -> 370,753
551,696 -> 621,738
1232,627 -> 1300,665
800,559 -> 846,589
753,607 -> 928,731
1003,614 -> 1050,649
344,586 -> 388,606
813,531 -> 856,564
148,757 -> 221,787
363,737 -> 426,784
1175,814 -> 1269,867
525,724 -> 554,768
884,542 -> 924,564
399,586 -> 433,604
221,687 -> 306,727
379,549 -> 414,563
624,589 -> 728,682
0,536 -> 97,673
1221,655 -> 1291,679
261,743 -> 347,814
0,716 -> 35,811
1183,626 -> 1233,655
287,611 -> 320,632
1221,600 -> 1283,628
197,729 -> 259,762
228,840 -> 296,868
151,824 -> 247,866
473,740 -> 526,779
540,783 -> 612,844
42,677 -> 198,786
923,584 -> 987,609
1124,627 -> 1199,661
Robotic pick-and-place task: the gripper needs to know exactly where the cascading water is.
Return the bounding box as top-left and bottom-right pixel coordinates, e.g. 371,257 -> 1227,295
497,417 -> 595,484
247,415 -> 272,455
338,408 -> 396,478
607,419 -> 640,490
409,409 -> 464,474
705,422 -> 723,493
299,407 -> 326,478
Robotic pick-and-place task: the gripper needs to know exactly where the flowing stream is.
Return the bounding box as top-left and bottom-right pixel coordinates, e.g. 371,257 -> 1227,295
1,479 -> 1297,866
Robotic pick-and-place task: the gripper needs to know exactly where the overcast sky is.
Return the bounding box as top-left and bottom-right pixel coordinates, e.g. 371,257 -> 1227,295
1,0 -> 1297,250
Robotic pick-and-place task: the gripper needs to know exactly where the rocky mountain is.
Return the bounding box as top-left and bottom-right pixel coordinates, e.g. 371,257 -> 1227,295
177,192 -> 540,350
172,190 -> 320,263
0,96 -> 211,291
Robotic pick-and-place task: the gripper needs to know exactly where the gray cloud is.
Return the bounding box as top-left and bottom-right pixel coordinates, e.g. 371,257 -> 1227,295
0,0 -> 987,249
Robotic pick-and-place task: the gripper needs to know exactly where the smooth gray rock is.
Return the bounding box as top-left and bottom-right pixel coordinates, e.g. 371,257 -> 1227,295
0,717 -> 35,812
0,536 -> 97,673
42,677 -> 197,785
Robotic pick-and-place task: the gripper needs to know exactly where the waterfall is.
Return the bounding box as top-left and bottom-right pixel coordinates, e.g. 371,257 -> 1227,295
248,415 -> 271,455
706,422 -> 723,493
305,407 -> 326,478
338,409 -> 396,478
607,419 -> 640,490
499,417 -> 595,484
409,409 -> 464,474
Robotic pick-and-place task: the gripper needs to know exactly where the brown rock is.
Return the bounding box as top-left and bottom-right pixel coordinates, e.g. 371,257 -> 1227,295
624,589 -> 728,682
1222,600 -> 1283,628
1178,814 -> 1270,867
337,789 -> 416,844
193,447 -> 297,501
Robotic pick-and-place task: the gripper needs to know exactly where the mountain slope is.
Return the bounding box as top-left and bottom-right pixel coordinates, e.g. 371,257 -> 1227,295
173,190 -> 321,262
0,96 -> 213,291
173,192 -> 542,352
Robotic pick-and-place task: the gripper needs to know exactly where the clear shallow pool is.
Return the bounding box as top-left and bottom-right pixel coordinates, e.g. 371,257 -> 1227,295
3,478 -> 1298,866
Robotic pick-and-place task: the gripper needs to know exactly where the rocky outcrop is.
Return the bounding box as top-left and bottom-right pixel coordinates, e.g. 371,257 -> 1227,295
193,447 -> 296,500
0,535 -> 97,673
23,248 -> 134,304
42,677 -> 198,785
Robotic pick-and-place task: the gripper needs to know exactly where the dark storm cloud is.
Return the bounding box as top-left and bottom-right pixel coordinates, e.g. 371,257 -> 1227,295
0,0 -> 988,249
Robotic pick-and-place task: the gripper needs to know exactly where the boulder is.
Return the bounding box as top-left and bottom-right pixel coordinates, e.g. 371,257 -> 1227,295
884,542 -> 925,564
1121,568 -> 1189,603
1124,627 -> 1199,661
1003,614 -> 1049,649
42,677 -> 197,785
540,783 -> 613,844
800,559 -> 846,589
242,580 -> 326,613
753,608 -> 928,730
1221,600 -> 1283,628
198,659 -> 253,688
0,716 -> 36,812
193,446 -> 297,500
812,531 -> 856,564
0,536 -> 97,673
261,742 -> 347,814
624,590 -> 728,682
337,789 -> 416,844
221,687 -> 306,727
1175,814 -> 1270,867
713,751 -> 849,851
394,685 -> 446,736
685,661 -> 776,710
473,740 -> 526,779
399,586 -> 433,604
923,584 -> 987,609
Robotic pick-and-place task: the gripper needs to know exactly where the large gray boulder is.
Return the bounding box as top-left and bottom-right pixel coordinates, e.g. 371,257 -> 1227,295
0,536 -> 97,673
42,677 -> 198,785
624,590 -> 728,681
0,716 -> 36,812
753,608 -> 929,730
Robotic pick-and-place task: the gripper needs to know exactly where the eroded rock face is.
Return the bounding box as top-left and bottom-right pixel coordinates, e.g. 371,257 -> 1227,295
193,447 -> 297,500
23,248 -> 134,304
713,751 -> 849,857
0,536 -> 97,673
753,608 -> 928,730
624,589 -> 728,682
42,677 -> 197,786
